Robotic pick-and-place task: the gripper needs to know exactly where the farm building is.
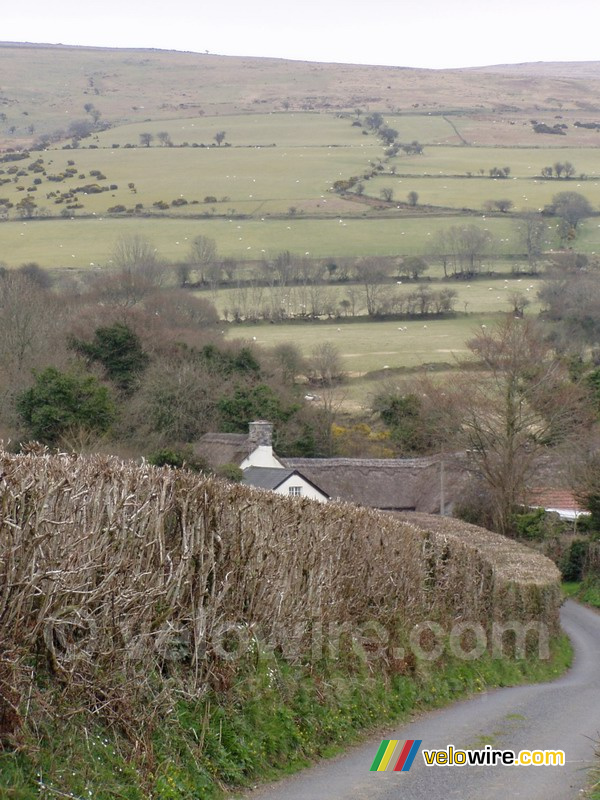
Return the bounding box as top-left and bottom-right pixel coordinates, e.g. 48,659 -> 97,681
528,489 -> 590,522
194,420 -> 329,501
241,466 -> 329,502
282,456 -> 465,513
194,421 -> 466,512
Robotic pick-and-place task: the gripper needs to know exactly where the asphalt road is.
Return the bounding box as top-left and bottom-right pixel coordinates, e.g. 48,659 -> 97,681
238,601 -> 600,800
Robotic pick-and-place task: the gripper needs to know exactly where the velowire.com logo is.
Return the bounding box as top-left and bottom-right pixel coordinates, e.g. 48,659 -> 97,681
370,740 -> 565,771
370,739 -> 423,772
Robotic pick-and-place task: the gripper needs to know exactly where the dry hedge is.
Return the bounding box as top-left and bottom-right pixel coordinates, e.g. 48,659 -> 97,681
0,449 -> 561,740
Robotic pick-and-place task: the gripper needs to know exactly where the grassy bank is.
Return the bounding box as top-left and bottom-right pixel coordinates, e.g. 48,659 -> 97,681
0,634 -> 572,799
562,578 -> 600,608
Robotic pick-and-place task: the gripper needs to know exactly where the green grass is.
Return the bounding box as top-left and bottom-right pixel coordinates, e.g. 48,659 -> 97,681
378,114 -> 462,145
2,111 -> 599,269
580,578 -> 600,608
2,137 -> 378,218
0,634 -> 572,799
561,581 -> 582,598
367,173 -> 600,214
91,112 -> 372,148
561,577 -> 600,608
0,216 -> 528,269
591,761 -> 600,800
388,146 -> 600,178
227,313 -> 519,374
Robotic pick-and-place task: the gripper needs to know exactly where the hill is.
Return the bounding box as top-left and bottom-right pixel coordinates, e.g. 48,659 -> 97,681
2,43 -> 600,148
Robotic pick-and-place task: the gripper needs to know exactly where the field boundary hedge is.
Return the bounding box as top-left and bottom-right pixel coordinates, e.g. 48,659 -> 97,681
0,449 -> 560,744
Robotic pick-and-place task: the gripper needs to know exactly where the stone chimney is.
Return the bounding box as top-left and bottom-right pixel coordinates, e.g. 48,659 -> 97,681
248,420 -> 273,448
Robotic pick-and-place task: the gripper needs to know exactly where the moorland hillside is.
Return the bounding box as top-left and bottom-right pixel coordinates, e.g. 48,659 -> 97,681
2,42 -> 600,148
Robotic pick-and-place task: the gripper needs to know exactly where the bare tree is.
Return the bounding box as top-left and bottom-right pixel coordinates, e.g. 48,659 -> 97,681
518,212 -> 546,273
435,225 -> 493,277
0,273 -> 69,431
428,317 -> 589,536
343,286 -> 361,317
99,235 -> 166,305
156,131 -> 173,147
131,357 -> 222,444
189,235 -> 217,284
398,256 -> 428,280
551,191 -> 593,231
0,273 -> 64,381
271,343 -> 306,385
354,257 -> 389,316
308,342 -> 345,386
507,290 -> 531,317
214,131 -> 226,146
139,132 -> 154,148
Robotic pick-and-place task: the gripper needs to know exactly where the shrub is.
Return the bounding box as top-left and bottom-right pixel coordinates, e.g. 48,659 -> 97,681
513,508 -> 564,541
146,448 -> 207,472
16,367 -> 115,446
216,463 -> 243,483
560,539 -> 590,582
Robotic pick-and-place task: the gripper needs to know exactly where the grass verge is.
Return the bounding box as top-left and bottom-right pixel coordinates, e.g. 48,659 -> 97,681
0,634 -> 572,799
562,578 -> 600,608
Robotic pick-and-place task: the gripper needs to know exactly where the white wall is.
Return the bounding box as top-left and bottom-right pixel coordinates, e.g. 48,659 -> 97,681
275,474 -> 328,503
240,445 -> 285,470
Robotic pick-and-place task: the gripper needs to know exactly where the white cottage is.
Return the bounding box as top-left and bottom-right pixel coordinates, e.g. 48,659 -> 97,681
194,420 -> 329,502
241,466 -> 329,502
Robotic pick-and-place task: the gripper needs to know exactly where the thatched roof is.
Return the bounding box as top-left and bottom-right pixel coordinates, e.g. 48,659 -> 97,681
282,456 -> 467,512
193,432 -> 251,469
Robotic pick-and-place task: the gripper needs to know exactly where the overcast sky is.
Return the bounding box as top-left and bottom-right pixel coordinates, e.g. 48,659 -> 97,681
3,0 -> 599,69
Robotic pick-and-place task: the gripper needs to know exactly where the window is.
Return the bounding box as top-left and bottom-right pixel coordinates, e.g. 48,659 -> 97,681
288,486 -> 302,496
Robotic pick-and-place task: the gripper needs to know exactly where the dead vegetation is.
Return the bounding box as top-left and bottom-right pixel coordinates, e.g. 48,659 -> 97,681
0,447 -> 560,747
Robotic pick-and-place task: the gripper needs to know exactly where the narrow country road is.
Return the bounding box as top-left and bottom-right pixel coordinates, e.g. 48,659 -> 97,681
238,601 -> 600,800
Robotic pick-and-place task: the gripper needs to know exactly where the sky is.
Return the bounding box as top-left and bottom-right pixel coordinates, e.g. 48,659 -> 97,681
2,0 -> 599,70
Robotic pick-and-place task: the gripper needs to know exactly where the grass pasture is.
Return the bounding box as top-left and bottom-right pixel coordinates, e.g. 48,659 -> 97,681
2,135 -> 378,219
227,313 -> 505,375
1,110 -> 599,269
367,172 -> 600,214
91,112 -> 372,148
389,146 -> 600,179
0,215 -> 529,268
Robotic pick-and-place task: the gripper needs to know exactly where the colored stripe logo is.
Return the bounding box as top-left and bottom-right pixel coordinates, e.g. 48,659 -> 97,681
370,739 -> 422,772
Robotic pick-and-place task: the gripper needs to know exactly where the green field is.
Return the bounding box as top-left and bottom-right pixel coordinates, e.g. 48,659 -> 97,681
1,102 -> 599,398
2,111 -> 599,269
368,173 -> 600,213
226,313 -> 513,374
0,215 -> 530,268
91,112 -> 373,148
388,146 -> 600,178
